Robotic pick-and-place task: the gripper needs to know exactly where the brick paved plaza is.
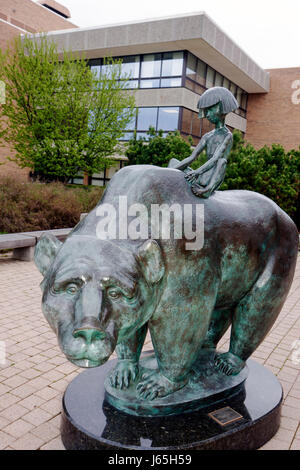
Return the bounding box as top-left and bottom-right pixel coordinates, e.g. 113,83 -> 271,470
0,252 -> 299,450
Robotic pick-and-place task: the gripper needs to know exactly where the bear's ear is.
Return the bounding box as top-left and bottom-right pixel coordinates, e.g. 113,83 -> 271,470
34,233 -> 62,276
137,240 -> 165,285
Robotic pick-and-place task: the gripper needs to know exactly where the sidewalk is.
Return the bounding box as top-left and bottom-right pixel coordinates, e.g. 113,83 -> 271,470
0,253 -> 299,450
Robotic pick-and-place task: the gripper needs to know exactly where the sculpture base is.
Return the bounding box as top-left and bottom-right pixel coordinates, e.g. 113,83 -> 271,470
61,354 -> 283,450
104,352 -> 248,417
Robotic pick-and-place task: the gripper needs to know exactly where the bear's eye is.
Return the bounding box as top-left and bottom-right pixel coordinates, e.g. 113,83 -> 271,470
107,288 -> 121,299
66,283 -> 79,295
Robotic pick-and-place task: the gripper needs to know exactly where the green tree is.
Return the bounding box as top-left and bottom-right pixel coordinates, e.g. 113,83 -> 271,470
0,35 -> 135,182
125,127 -> 193,167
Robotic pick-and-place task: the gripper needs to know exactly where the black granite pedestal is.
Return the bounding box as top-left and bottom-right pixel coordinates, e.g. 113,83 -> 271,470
61,354 -> 283,450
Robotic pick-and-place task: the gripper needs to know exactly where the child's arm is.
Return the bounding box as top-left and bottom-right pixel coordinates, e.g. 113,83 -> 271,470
171,134 -> 208,171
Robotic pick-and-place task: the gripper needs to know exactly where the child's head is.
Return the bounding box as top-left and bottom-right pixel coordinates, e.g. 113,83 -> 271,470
197,87 -> 238,121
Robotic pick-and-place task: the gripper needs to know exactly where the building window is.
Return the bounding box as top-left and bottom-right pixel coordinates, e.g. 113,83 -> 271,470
141,53 -> 161,78
206,66 -> 215,89
157,107 -> 179,130
183,52 -> 248,118
137,107 -> 158,131
196,60 -> 206,86
161,77 -> 181,87
215,72 -> 223,87
161,51 -> 183,77
140,79 -> 160,88
121,55 -> 140,78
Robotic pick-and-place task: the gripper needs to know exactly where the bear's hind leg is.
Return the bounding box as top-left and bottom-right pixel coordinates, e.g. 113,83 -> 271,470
215,253 -> 294,376
201,308 -> 232,350
194,308 -> 232,378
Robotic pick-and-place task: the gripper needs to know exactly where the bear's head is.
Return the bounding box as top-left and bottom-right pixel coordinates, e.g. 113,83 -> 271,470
34,234 -> 165,368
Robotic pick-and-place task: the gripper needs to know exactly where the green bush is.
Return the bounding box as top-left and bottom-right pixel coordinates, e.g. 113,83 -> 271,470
222,131 -> 300,226
125,128 -> 193,167
0,177 -> 103,233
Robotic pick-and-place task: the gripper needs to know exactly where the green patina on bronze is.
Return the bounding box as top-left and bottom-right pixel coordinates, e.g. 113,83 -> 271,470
34,87 -> 299,417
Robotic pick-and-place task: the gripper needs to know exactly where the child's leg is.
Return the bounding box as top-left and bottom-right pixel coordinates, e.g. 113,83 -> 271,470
192,158 -> 227,198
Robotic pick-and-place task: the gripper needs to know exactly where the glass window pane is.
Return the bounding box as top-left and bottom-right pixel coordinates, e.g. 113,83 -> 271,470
206,66 -> 215,88
241,92 -> 248,110
91,65 -> 101,79
161,51 -> 183,77
136,132 -> 150,140
125,110 -> 136,131
181,108 -> 192,134
230,82 -> 237,96
192,112 -> 200,137
72,178 -> 84,185
215,72 -> 223,87
120,55 -> 140,78
161,77 -> 181,87
157,107 -> 179,131
119,132 -> 134,141
91,179 -> 105,186
137,107 -> 158,131
236,87 -> 242,106
140,79 -> 160,88
223,77 -> 230,89
186,53 -> 196,81
141,54 -> 161,78
196,60 -> 206,86
101,62 -> 112,76
124,80 -> 139,89
185,78 -> 195,92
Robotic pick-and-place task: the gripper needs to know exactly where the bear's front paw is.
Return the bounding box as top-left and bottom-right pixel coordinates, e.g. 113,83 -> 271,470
109,360 -> 139,389
214,352 -> 245,376
136,371 -> 187,401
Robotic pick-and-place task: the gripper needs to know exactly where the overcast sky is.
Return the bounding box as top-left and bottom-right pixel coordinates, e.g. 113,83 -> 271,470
49,0 -> 299,69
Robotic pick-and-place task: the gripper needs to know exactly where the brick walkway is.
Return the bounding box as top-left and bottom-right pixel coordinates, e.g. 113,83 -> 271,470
0,253 -> 299,450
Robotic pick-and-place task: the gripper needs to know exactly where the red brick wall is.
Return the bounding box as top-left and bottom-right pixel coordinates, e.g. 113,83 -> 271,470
0,0 -> 76,34
246,68 -> 300,150
0,0 -> 77,180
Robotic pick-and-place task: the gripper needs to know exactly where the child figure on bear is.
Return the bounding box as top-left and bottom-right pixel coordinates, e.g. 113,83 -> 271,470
169,87 -> 238,198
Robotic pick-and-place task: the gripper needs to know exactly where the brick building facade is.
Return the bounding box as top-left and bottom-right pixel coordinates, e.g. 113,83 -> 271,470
246,67 -> 300,150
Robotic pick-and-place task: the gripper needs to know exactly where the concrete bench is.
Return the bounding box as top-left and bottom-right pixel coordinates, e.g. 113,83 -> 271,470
0,228 -> 72,261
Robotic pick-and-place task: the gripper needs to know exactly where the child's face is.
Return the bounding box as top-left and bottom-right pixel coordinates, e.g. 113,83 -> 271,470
203,102 -> 223,124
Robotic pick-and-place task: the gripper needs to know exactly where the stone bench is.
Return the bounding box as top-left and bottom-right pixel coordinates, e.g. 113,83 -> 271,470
0,228 -> 72,261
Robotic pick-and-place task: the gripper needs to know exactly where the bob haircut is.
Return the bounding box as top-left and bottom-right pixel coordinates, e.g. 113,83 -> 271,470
197,87 -> 239,118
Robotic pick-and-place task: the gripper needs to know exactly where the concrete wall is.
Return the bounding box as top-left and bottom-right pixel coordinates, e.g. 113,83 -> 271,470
246,68 -> 300,150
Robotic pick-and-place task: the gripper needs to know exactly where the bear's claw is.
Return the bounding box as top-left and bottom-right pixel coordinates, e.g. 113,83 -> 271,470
136,370 -> 187,401
214,352 -> 245,376
109,360 -> 139,389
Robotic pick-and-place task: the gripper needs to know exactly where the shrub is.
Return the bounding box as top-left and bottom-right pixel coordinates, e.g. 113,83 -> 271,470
222,131 -> 300,226
0,177 -> 103,233
125,128 -> 193,167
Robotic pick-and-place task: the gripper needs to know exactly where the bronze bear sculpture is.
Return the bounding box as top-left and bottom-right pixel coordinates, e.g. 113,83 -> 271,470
34,165 -> 298,402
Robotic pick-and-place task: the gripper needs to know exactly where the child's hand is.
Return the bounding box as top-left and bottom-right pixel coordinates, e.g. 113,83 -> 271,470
185,170 -> 197,184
